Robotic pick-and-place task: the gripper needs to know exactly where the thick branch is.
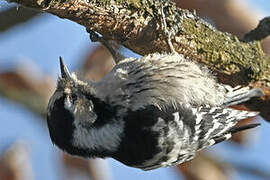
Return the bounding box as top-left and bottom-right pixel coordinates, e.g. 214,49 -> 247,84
0,70 -> 52,118
6,0 -> 270,121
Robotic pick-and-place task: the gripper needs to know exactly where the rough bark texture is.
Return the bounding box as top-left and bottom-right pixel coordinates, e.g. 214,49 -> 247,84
7,0 -> 270,121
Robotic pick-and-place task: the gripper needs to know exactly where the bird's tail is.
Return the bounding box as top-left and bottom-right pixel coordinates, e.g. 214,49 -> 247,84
213,123 -> 260,145
223,85 -> 264,107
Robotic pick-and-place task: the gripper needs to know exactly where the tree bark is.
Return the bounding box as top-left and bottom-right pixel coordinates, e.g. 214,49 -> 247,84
7,0 -> 270,121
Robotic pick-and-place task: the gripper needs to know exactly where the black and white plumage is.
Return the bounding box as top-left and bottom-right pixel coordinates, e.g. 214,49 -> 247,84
47,53 -> 263,170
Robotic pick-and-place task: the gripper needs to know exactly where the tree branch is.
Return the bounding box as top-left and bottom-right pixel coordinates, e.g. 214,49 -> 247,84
6,0 -> 270,121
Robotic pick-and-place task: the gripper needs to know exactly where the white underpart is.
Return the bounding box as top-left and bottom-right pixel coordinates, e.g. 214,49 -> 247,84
72,120 -> 124,152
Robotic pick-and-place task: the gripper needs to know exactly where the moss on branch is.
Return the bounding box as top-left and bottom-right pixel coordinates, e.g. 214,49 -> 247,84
6,0 -> 270,121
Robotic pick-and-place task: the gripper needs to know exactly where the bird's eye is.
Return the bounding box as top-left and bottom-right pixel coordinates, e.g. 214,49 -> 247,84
71,94 -> 77,102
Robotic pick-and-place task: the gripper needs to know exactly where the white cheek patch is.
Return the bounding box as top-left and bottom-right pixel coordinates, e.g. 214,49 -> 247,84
72,120 -> 124,152
64,96 -> 73,112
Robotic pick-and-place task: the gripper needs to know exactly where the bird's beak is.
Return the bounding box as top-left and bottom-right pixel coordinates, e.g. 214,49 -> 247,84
59,57 -> 71,80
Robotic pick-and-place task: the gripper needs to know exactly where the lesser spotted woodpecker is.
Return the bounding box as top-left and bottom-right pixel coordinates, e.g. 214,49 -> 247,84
47,54 -> 263,170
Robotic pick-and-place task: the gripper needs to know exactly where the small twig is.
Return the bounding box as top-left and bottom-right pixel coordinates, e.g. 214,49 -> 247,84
88,29 -> 125,63
160,4 -> 176,53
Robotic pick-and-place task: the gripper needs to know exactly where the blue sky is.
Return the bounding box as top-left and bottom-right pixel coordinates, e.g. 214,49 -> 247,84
0,1 -> 270,180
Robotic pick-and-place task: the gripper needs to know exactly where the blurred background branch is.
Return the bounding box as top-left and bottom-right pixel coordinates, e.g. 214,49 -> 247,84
0,6 -> 40,32
0,141 -> 33,180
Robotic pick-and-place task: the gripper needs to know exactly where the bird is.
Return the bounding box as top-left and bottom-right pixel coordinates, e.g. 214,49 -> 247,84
46,53 -> 263,170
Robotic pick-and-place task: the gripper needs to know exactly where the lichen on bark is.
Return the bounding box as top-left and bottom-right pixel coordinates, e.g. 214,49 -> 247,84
5,0 -> 270,121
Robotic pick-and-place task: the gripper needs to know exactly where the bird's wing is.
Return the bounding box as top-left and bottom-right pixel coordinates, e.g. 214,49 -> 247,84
181,104 -> 259,150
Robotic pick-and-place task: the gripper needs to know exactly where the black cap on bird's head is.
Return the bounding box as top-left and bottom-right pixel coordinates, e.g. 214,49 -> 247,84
46,57 -> 76,153
47,56 -> 111,158
59,56 -> 72,80
47,57 -> 85,156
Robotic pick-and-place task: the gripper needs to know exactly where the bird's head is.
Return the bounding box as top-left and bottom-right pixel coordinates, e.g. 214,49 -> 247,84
46,57 -> 123,158
46,57 -> 99,156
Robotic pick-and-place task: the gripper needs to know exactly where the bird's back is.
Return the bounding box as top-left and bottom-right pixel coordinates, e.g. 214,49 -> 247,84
94,53 -> 261,170
95,53 -> 226,112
